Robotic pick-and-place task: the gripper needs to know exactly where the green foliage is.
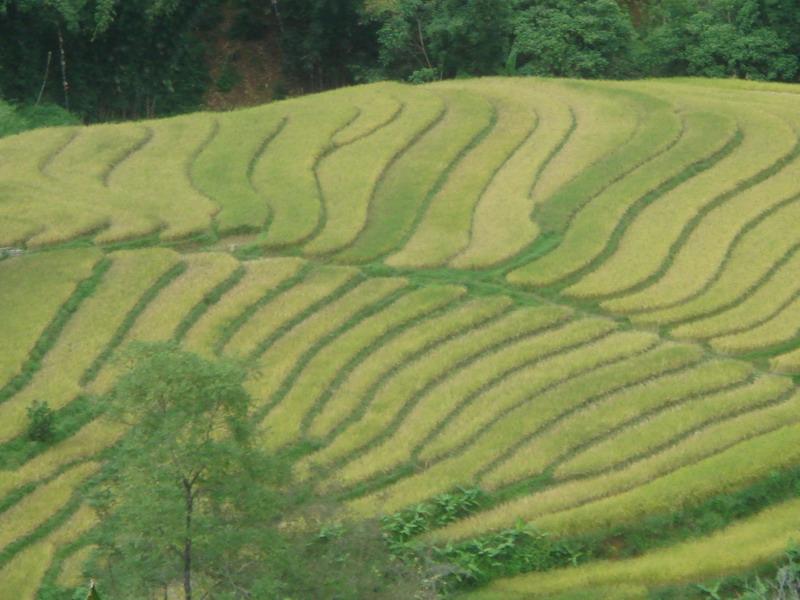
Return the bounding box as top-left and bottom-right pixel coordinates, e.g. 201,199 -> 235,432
87,580 -> 101,600
636,0 -> 800,80
374,0 -> 513,81
378,487 -> 581,591
38,579 -> 104,600
433,487 -> 484,526
277,0 -> 380,89
83,342 -> 431,598
381,486 -> 487,550
88,342 -> 281,598
0,395 -> 101,470
369,0 -> 800,83
0,100 -> 79,137
270,79 -> 288,100
433,522 -> 586,587
5,0 -> 800,124
227,1 -> 267,41
0,0 -> 216,120
407,67 -> 438,84
382,494 -> 585,591
511,0 -> 635,78
283,519 -> 435,599
26,400 -> 54,442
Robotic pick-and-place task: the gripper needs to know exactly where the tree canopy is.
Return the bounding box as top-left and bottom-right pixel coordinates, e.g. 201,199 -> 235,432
3,1 -> 800,130
89,343 -> 287,599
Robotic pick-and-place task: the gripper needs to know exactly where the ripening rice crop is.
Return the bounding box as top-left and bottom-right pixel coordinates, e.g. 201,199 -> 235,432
0,248 -> 180,443
258,276 -> 408,449
335,88 -> 495,264
387,84 -> 536,268
4,76 -> 800,597
0,248 -> 100,389
106,114 -> 220,241
182,257 -> 305,355
192,106 -> 285,234
0,461 -> 98,553
0,504 -> 98,600
223,265 -> 357,357
599,103 -> 794,315
261,283 -> 461,455
305,84 -> 443,256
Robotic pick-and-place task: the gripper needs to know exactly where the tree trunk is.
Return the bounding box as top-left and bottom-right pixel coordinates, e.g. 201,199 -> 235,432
36,51 -> 52,106
183,482 -> 194,600
271,0 -> 284,35
416,18 -> 433,69
56,25 -> 69,110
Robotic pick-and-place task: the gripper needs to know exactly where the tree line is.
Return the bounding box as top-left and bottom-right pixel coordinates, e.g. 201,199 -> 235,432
304,0 -> 800,85
1,0 -> 799,124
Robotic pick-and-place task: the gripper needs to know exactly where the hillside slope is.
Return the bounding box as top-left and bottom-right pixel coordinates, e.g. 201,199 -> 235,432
1,77 -> 800,598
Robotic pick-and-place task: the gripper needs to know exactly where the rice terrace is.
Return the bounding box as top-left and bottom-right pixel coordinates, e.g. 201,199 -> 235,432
3,75 -> 800,599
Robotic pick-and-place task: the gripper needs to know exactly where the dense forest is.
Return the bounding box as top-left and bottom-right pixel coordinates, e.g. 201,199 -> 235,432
4,3 -> 800,599
2,0 -> 800,124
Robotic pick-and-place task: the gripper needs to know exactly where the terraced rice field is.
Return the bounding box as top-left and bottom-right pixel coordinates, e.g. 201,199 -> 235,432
1,76 -> 800,598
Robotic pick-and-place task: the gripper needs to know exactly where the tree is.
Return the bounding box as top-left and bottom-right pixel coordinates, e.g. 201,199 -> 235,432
373,0 -> 513,81
277,0 -> 380,90
510,0 -> 635,78
88,342 -> 287,599
636,0 -> 799,80
0,0 -> 216,119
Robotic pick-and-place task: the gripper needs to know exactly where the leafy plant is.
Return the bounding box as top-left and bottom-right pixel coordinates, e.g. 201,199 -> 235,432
27,399 -> 55,442
382,502 -> 433,548
316,522 -> 346,542
696,580 -> 723,599
432,486 -> 484,526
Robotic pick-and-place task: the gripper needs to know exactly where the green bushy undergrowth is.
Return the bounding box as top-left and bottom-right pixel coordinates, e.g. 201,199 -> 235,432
380,487 -> 582,591
0,101 -> 79,138
26,400 -> 55,442
381,466 -> 800,594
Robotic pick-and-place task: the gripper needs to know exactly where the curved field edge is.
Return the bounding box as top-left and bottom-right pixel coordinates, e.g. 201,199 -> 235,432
461,494 -> 800,599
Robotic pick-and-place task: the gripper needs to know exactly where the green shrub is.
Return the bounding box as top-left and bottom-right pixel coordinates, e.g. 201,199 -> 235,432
26,400 -> 55,442
0,100 -> 78,138
381,486 -> 486,549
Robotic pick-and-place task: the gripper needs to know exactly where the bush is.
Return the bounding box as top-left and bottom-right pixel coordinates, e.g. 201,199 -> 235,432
511,0 -> 635,78
0,100 -> 78,138
27,400 -> 55,442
